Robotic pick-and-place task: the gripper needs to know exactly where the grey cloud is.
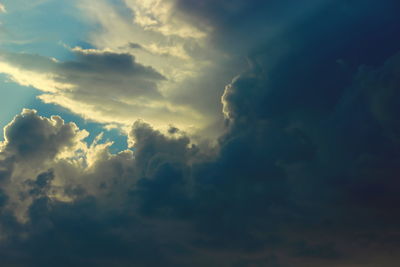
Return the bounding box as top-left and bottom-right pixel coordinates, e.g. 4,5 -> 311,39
0,109 -> 88,223
1,1 -> 400,266
64,49 -> 165,80
70,49 -> 162,98
0,49 -> 199,127
1,58 -> 400,265
128,42 -> 144,49
0,110 -> 198,266
353,52 -> 400,141
0,49 -> 165,100
0,52 -> 56,72
25,170 -> 55,197
2,109 -> 83,162
130,120 -> 198,176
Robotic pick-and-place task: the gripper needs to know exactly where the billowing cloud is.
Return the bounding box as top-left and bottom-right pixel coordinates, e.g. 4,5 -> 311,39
1,45 -> 400,265
1,0 -> 400,266
0,109 -> 89,221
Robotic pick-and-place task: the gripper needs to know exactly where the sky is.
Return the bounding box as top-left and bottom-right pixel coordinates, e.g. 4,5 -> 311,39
0,0 -> 400,266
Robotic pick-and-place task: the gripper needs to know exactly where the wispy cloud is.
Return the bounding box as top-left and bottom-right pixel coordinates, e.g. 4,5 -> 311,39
0,3 -> 6,13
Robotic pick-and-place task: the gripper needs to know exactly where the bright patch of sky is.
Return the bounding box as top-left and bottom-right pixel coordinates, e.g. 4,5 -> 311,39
0,0 -> 90,57
0,74 -> 37,130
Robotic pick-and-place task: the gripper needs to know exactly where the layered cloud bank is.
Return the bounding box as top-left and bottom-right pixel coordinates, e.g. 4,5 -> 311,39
1,0 -> 400,266
0,0 -> 236,135
0,48 -> 207,130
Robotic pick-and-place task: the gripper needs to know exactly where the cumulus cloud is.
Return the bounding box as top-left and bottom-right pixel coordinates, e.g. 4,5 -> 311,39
1,0 -> 400,266
0,109 -> 89,221
0,3 -> 6,13
2,44 -> 400,264
1,109 -> 87,162
0,109 -> 199,265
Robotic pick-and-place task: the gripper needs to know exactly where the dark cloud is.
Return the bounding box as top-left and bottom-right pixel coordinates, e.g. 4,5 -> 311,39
65,49 -> 164,79
2,109 -> 83,162
25,170 -> 55,197
353,52 -> 400,141
0,48 -> 190,127
1,1 -> 400,266
128,42 -> 143,49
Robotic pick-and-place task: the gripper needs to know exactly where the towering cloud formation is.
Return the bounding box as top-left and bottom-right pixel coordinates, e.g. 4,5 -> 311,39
1,50 -> 400,265
0,0 -> 400,266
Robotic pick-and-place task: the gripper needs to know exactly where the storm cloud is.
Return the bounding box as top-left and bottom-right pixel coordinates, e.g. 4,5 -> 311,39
0,0 -> 400,266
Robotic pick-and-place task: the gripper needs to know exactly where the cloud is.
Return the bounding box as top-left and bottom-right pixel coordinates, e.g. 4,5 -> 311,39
0,3 -> 6,13
75,0 -> 242,135
128,42 -> 143,49
2,109 -> 87,161
0,48 -> 209,131
352,52 -> 400,141
0,109 -> 198,266
2,44 -> 400,264
1,0 -> 400,266
0,109 -> 89,221
124,0 -> 206,39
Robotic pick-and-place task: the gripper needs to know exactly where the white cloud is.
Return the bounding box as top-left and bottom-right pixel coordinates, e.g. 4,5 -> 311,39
0,0 -> 240,139
0,3 -> 6,13
0,60 -> 74,93
124,0 -> 206,39
0,109 -> 199,222
74,0 -> 239,137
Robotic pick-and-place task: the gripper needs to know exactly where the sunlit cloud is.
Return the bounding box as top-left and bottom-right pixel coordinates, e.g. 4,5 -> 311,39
74,0 -> 237,137
0,49 -> 207,132
0,60 -> 74,93
0,0 -> 236,138
124,0 -> 207,39
0,3 -> 6,13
